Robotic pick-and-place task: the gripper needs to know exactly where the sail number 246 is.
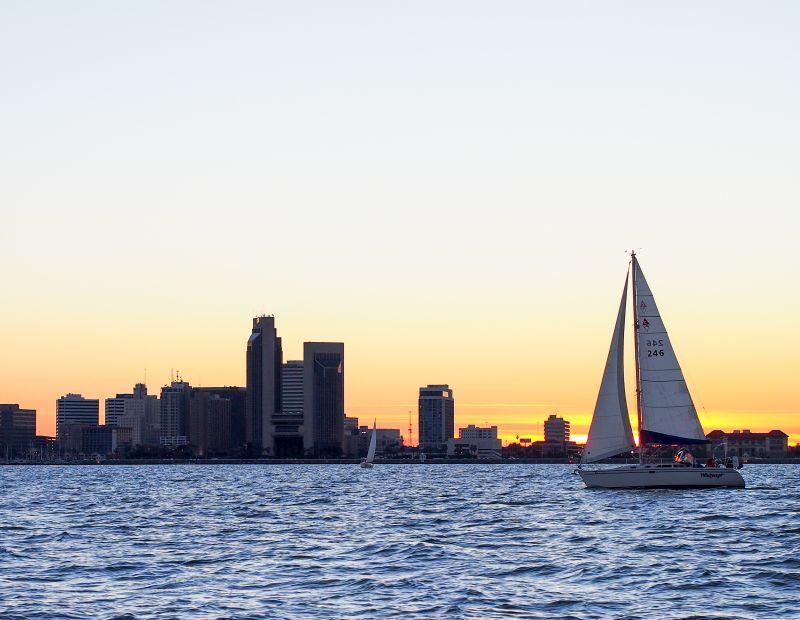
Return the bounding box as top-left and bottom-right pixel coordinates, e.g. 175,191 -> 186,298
645,339 -> 665,357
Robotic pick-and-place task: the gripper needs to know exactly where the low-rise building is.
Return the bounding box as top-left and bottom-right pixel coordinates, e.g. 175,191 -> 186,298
705,429 -> 789,459
447,424 -> 502,459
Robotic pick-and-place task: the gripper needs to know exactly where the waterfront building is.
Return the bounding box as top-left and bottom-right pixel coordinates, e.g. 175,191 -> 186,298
544,414 -> 570,444
105,393 -> 144,427
303,342 -> 344,457
418,384 -> 454,453
56,394 -> 99,439
446,424 -> 502,459
159,380 -> 191,447
705,429 -> 789,459
192,387 -> 246,452
342,416 -> 361,457
281,360 -> 304,416
342,418 -> 403,457
0,404 -> 36,458
367,427 -> 403,456
106,384 -> 160,447
189,392 -> 232,456
246,316 -> 283,455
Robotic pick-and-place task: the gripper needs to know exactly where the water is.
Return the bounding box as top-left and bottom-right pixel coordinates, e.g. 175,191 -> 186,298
1,464 -> 798,619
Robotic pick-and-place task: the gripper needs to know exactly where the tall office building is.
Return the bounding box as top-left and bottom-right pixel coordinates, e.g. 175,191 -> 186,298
418,384 -> 454,453
189,391 -> 232,456
56,394 -> 99,439
281,360 -> 304,416
192,387 -> 246,452
160,381 -> 191,446
303,342 -> 344,457
246,316 -> 283,455
0,404 -> 36,458
544,414 -> 570,444
105,393 -> 144,427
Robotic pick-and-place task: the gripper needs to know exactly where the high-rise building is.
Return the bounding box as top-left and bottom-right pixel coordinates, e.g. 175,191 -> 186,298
160,381 -> 191,446
105,387 -> 147,428
0,404 -> 36,458
192,387 -> 246,452
418,384 -> 454,453
246,316 -> 282,455
281,360 -> 304,416
107,384 -> 159,448
303,342 -> 344,457
56,394 -> 99,439
544,414 -> 570,444
189,391 -> 232,456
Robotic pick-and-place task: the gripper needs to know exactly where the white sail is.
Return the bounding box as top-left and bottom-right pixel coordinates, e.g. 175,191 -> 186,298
633,257 -> 707,444
366,420 -> 377,464
582,274 -> 636,463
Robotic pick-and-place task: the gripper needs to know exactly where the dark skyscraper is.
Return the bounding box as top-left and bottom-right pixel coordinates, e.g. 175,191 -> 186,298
418,384 -> 455,453
192,387 -> 246,452
246,316 -> 282,455
189,391 -> 232,456
303,342 -> 344,457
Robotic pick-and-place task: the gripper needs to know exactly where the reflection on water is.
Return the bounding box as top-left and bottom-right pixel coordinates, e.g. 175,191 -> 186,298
0,464 -> 798,618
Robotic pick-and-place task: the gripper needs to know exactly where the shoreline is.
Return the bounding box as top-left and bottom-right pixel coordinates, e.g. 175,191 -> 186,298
2,458 -> 799,466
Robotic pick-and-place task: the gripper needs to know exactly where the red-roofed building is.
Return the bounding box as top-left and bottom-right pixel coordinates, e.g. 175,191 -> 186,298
705,429 -> 789,459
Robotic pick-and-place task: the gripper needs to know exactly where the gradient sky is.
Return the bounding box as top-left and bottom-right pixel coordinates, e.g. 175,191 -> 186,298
2,1 -> 799,444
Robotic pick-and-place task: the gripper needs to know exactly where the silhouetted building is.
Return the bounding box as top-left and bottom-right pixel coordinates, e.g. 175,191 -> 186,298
160,380 -> 191,447
105,384 -> 157,447
60,424 -> 121,456
447,424 -> 501,459
56,394 -> 99,439
0,404 -> 36,458
342,418 -> 403,458
418,384 -> 454,453
189,391 -> 232,456
705,429 -> 789,458
192,387 -> 246,452
281,360 -> 304,416
246,316 -> 282,455
303,342 -> 344,457
544,414 -> 570,444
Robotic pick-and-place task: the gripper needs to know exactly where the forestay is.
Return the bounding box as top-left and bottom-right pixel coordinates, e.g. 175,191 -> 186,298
582,275 -> 636,463
633,257 -> 707,445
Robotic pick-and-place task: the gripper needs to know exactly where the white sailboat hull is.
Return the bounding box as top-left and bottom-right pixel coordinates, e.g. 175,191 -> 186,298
359,461 -> 374,469
579,465 -> 745,489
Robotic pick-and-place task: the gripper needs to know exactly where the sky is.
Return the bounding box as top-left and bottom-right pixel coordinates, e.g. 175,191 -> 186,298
2,1 -> 799,444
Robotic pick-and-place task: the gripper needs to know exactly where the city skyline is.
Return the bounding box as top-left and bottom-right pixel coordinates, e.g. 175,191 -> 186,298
5,303 -> 798,446
3,3 -> 799,445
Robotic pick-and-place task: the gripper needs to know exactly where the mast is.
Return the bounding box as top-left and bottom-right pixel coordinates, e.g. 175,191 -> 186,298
631,251 -> 644,463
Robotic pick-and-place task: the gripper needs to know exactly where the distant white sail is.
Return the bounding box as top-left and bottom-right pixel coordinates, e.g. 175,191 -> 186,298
582,274 -> 636,463
365,421 -> 377,464
633,257 -> 707,444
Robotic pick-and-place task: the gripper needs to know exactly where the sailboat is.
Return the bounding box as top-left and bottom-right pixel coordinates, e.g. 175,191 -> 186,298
578,252 -> 745,489
360,420 -> 377,469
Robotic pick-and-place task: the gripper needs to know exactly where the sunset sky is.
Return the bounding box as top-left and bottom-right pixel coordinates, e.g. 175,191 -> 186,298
2,2 -> 799,444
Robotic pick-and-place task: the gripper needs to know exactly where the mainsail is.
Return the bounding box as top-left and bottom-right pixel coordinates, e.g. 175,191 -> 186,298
582,274 -> 636,463
633,257 -> 707,445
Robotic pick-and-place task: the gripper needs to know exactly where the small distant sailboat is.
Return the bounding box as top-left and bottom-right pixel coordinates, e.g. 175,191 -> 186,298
360,420 -> 377,469
578,252 -> 745,489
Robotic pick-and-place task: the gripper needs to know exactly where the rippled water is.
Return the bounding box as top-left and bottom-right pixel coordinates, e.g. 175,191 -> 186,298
1,464 -> 798,619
